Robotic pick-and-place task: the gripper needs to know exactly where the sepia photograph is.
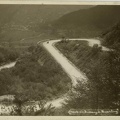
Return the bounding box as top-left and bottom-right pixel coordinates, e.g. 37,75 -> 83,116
0,0 -> 120,117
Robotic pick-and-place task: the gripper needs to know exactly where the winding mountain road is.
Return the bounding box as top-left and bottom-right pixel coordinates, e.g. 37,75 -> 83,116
42,38 -> 109,108
0,38 -> 109,110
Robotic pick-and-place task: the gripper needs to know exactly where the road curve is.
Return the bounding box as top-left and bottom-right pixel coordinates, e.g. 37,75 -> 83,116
43,40 -> 88,86
43,38 -> 109,108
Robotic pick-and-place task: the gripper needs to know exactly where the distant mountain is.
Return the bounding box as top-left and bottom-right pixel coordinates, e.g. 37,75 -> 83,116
101,21 -> 120,49
0,5 -> 92,27
53,5 -> 120,38
0,5 -> 92,42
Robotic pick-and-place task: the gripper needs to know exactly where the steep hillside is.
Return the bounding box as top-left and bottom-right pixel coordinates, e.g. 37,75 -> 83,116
101,21 -> 120,49
53,5 -> 120,38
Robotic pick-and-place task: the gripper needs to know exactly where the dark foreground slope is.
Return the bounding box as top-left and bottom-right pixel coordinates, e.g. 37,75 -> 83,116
53,5 -> 120,38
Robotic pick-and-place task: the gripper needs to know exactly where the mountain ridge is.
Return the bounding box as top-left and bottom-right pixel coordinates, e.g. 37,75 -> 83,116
52,5 -> 120,38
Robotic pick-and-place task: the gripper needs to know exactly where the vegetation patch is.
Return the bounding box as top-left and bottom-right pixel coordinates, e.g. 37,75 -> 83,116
0,45 -> 71,101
